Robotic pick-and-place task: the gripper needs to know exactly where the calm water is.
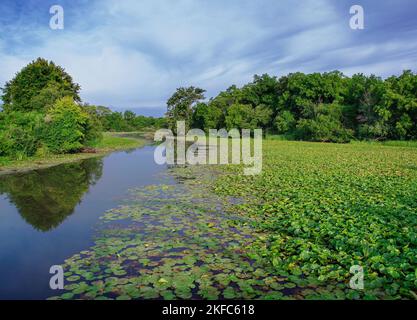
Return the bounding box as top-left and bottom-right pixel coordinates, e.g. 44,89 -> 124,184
0,146 -> 169,300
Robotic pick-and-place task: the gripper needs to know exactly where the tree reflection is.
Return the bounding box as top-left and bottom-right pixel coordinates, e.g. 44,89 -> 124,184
0,158 -> 103,231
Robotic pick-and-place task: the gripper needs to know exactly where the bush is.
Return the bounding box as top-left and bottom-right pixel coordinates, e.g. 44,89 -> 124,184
41,97 -> 89,154
296,114 -> 352,143
275,110 -> 296,133
358,121 -> 389,141
0,112 -> 43,158
83,112 -> 103,147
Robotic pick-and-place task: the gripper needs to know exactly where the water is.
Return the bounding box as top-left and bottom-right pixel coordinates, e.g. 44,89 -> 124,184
0,145 -> 169,300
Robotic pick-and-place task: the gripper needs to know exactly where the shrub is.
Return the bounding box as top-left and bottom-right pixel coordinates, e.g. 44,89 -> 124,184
296,115 -> 352,143
275,110 -> 296,133
41,97 -> 89,154
83,112 -> 103,147
358,121 -> 389,141
0,112 -> 43,158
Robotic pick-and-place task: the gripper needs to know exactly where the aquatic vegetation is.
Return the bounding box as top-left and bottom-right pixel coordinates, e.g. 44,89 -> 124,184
50,140 -> 417,300
51,166 -> 315,300
213,141 -> 417,299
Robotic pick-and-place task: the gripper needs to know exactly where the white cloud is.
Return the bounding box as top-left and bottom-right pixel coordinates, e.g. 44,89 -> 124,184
0,0 -> 416,112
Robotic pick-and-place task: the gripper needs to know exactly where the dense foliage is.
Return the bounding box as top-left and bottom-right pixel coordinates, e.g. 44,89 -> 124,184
41,97 -> 93,154
166,71 -> 417,142
214,140 -> 417,299
166,86 -> 206,132
0,58 -> 164,160
1,58 -> 81,112
0,111 -> 44,159
83,104 -> 166,132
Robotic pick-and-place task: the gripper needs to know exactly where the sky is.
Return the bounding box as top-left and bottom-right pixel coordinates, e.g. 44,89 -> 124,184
0,0 -> 416,116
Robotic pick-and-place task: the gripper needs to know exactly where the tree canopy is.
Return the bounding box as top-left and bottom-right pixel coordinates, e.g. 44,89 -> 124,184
1,57 -> 81,112
166,86 -> 206,132
166,70 -> 417,142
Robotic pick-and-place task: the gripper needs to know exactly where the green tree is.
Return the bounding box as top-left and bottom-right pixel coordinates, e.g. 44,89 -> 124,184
383,70 -> 417,139
166,86 -> 206,132
124,110 -> 136,123
41,97 -> 89,154
254,104 -> 273,128
295,104 -> 352,143
275,110 -> 296,134
225,104 -> 256,130
192,102 -> 209,130
1,58 -> 81,112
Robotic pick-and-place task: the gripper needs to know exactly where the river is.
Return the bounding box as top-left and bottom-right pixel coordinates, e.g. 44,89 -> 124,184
0,145 -> 170,299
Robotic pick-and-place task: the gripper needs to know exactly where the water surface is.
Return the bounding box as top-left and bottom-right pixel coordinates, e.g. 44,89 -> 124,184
0,146 -> 168,299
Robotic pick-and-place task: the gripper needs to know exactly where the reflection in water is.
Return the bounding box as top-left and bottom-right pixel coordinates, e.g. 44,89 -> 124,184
0,158 -> 103,232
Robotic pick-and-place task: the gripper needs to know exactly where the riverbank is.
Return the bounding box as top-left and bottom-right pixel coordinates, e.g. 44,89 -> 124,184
0,132 -> 151,176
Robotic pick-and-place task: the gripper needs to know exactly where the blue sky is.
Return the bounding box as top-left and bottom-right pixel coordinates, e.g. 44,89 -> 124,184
1,0 -> 416,116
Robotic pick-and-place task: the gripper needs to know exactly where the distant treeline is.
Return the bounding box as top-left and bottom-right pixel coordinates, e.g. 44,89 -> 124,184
84,105 -> 166,132
166,71 -> 417,143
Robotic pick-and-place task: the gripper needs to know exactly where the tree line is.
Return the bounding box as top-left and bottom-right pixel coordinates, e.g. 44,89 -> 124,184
0,58 -> 164,160
84,105 -> 166,132
166,71 -> 417,143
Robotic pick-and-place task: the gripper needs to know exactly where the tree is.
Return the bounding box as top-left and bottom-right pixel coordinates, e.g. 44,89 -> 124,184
225,104 -> 256,130
192,102 -> 209,130
240,74 -> 279,110
41,97 -> 89,154
164,70 -> 417,143
1,58 -> 81,112
124,110 -> 136,123
166,86 -> 205,132
104,112 -> 131,132
383,70 -> 417,139
253,104 -> 273,128
275,110 -> 296,134
295,103 -> 353,143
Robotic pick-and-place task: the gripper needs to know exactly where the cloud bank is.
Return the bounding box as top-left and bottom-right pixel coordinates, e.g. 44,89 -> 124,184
0,0 -> 416,116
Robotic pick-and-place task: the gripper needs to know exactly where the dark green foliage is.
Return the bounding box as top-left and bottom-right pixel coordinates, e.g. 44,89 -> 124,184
275,110 -> 296,134
0,58 -> 165,160
225,104 -> 256,130
84,104 -> 166,132
102,111 -> 130,132
1,58 -> 80,112
169,70 -> 417,143
295,115 -> 352,143
166,86 -> 206,132
0,111 -> 43,158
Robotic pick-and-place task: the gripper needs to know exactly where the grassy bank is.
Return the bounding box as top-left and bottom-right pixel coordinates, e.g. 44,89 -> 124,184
0,132 -> 149,176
